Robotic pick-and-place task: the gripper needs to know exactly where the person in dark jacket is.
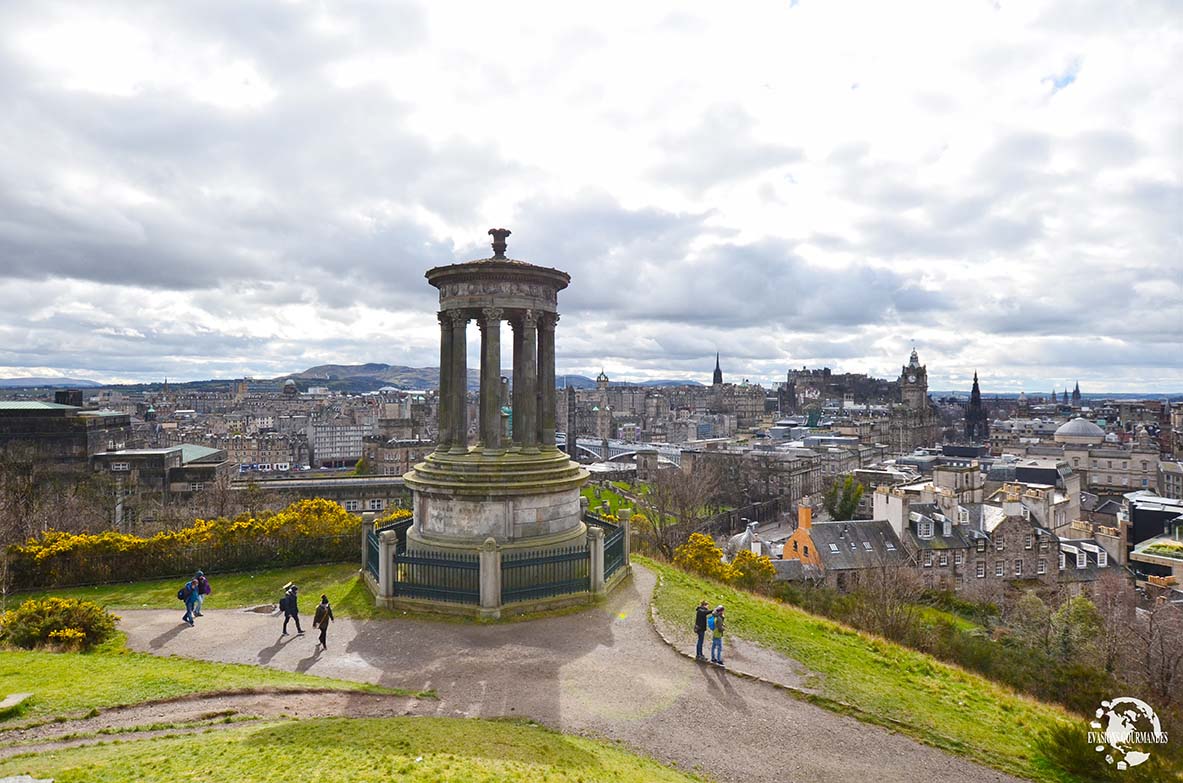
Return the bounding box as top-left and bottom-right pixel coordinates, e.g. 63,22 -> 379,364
694,600 -> 711,661
194,570 -> 211,616
281,584 -> 304,635
181,579 -> 199,626
312,594 -> 334,650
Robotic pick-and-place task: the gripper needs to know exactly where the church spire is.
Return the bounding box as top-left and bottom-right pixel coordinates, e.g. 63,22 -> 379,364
712,352 -> 723,386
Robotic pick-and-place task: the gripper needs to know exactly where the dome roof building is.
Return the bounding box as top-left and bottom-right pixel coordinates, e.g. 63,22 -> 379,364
1054,417 -> 1105,445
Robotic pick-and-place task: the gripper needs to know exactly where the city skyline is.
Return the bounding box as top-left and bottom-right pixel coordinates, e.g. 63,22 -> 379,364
0,1 -> 1179,392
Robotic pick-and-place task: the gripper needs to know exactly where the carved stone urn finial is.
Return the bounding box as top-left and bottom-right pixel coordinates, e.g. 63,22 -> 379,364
488,228 -> 511,259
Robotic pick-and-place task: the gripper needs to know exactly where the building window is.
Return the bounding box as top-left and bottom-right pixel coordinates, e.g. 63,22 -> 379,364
958,508 -> 969,524
995,534 -> 1005,551
1059,552 -> 1066,570
189,483 -> 204,492
111,462 -> 130,472
1020,506 -> 1030,520
829,543 -> 840,553
1098,550 -> 1107,567
955,552 -> 963,566
803,545 -> 809,557
976,540 -> 986,553
939,553 -> 949,567
1076,551 -> 1087,569
1037,559 -> 1046,575
918,520 -> 933,539
344,500 -> 361,512
1039,541 -> 1048,553
1014,559 -> 1023,576
368,499 -> 384,511
976,561 -> 986,578
923,552 -> 932,567
995,561 -> 1004,577
862,541 -> 872,551
1024,534 -> 1033,550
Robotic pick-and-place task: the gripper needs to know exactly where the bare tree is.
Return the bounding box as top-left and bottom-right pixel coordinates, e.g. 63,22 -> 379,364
1122,600 -> 1183,709
852,558 -> 923,640
635,463 -> 720,560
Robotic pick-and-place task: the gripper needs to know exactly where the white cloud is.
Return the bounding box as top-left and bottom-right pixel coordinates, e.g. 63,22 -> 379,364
0,0 -> 1178,393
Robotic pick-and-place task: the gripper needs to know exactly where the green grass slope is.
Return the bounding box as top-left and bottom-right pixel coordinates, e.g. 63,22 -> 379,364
0,716 -> 704,783
0,636 -> 417,722
642,557 -> 1075,783
10,563 -> 385,619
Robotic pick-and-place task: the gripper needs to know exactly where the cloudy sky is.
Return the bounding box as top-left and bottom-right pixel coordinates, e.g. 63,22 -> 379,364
0,1 -> 1179,393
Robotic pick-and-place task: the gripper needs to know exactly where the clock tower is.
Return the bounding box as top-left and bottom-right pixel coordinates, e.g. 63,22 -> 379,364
900,347 -> 928,410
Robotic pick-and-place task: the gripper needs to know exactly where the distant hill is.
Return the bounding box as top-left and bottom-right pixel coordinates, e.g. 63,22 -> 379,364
0,377 -> 102,388
280,364 -> 478,392
277,365 -> 711,393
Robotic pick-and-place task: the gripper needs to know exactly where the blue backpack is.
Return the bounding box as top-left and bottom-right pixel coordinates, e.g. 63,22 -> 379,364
707,615 -> 716,631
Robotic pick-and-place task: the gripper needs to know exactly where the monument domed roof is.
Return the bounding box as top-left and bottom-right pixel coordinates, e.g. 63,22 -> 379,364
1054,417 -> 1104,443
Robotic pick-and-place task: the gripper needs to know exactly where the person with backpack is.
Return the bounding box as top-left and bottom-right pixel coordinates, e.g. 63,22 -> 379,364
280,584 -> 303,635
194,570 -> 211,616
312,594 -> 334,650
178,579 -> 199,626
694,600 -> 711,662
710,605 -> 726,668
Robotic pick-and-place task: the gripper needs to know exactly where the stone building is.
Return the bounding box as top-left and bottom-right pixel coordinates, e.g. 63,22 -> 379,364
0,401 -> 133,472
361,436 -> 435,477
999,417 -> 1160,493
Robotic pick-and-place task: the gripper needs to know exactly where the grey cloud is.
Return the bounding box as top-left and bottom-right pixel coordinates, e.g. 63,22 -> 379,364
651,104 -> 804,192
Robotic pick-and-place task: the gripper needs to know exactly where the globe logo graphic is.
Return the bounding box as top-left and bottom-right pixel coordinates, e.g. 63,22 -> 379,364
1090,698 -> 1164,770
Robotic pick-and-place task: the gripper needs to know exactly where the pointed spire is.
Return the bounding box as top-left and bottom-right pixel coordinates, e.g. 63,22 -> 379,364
712,352 -> 723,385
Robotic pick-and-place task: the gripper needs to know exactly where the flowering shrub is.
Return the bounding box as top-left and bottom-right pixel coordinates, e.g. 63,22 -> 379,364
0,597 -> 117,651
7,499 -> 363,589
673,532 -> 776,590
730,549 -> 777,589
374,507 -> 413,531
673,533 -> 736,582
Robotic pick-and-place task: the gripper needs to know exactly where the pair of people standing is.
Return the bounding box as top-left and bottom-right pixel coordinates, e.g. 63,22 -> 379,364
693,600 -> 726,667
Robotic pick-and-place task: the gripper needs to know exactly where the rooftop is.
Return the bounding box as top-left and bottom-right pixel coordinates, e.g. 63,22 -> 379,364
0,401 -> 79,411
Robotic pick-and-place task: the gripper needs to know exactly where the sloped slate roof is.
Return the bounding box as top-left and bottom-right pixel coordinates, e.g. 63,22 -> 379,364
809,520 -> 906,571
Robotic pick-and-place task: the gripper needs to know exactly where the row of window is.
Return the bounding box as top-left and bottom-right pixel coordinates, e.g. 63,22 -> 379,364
343,499 -> 389,512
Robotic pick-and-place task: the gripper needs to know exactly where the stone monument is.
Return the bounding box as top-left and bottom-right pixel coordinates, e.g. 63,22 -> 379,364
403,230 -> 590,553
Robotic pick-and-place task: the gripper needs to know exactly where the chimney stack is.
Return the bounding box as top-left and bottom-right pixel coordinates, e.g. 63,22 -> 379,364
798,497 -> 812,530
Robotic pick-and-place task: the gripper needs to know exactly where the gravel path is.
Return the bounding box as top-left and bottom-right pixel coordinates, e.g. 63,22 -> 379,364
116,565 -> 1024,783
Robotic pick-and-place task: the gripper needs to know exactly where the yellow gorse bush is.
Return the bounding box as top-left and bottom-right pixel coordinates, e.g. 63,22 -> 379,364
11,498 -> 362,562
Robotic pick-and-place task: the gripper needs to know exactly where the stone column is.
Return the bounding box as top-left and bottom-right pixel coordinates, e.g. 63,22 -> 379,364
436,312 -> 452,451
449,311 -> 469,454
538,313 -> 557,448
478,308 -> 503,453
519,309 -> 539,452
479,536 -> 502,619
378,528 -> 399,599
589,525 -> 605,596
361,513 -> 375,571
511,317 -> 524,449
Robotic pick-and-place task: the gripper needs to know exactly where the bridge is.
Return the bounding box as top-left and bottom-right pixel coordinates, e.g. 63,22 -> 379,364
556,433 -> 682,467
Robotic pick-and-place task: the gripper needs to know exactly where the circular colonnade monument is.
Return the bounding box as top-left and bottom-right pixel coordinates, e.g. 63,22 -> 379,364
403,229 -> 592,556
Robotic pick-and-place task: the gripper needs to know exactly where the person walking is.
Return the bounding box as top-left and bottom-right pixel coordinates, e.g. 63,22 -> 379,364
180,579 -> 199,626
694,600 -> 711,662
194,570 -> 211,616
312,594 -> 334,650
710,605 -> 726,668
281,584 -> 304,635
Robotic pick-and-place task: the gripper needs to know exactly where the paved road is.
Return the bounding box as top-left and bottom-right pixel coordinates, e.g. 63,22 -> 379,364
120,566 -> 1023,783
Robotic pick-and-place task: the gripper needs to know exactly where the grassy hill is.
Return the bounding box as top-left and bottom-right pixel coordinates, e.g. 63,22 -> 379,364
642,557 -> 1078,782
0,717 -> 705,783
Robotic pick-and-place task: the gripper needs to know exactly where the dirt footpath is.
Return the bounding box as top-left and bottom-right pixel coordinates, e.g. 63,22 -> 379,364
111,565 -> 1024,783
